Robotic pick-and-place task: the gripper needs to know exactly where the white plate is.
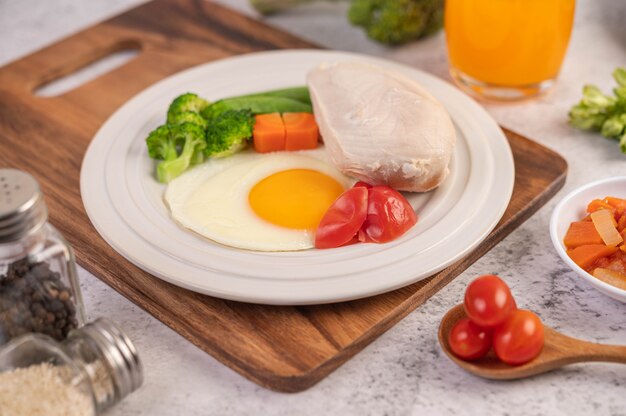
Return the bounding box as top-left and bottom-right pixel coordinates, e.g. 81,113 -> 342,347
80,50 -> 514,305
550,177 -> 626,303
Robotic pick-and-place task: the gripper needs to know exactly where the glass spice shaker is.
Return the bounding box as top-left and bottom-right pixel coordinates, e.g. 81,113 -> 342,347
0,318 -> 144,415
0,168 -> 85,345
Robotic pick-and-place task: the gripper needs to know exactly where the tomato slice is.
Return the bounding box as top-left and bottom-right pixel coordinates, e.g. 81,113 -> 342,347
315,187 -> 368,249
464,275 -> 516,328
353,181 -> 372,189
358,186 -> 417,243
493,309 -> 544,365
448,318 -> 492,361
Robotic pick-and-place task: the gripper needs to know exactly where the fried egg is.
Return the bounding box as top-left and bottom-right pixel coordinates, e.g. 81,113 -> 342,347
165,148 -> 353,251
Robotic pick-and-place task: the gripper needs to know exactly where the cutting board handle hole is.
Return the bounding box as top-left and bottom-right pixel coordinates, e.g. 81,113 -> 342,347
34,41 -> 141,97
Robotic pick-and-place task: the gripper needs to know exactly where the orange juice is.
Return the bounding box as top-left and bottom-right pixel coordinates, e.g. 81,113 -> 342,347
445,0 -> 575,97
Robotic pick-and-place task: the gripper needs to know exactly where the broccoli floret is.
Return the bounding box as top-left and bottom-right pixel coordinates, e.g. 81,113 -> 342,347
166,93 -> 210,124
168,111 -> 208,130
348,0 -> 444,45
145,123 -> 207,183
146,125 -> 179,161
205,110 -> 254,158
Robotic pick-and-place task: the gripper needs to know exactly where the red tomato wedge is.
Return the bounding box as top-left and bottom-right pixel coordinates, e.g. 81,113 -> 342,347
315,187 -> 368,249
358,186 -> 417,243
353,181 -> 372,189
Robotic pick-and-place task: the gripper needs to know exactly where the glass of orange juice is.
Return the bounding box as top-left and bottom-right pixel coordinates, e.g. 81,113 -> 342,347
445,0 -> 575,101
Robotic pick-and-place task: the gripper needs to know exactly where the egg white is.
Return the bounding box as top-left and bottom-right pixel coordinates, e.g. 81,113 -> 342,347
164,147 -> 354,251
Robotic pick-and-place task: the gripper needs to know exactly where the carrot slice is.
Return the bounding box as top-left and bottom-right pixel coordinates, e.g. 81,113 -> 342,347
617,215 -> 626,233
283,112 -> 319,151
563,221 -> 603,249
253,113 -> 285,153
567,244 -> 618,270
590,209 -> 623,246
604,196 -> 626,212
587,199 -> 615,214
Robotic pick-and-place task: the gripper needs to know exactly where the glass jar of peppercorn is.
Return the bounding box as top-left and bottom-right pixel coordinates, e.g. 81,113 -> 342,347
0,169 -> 85,345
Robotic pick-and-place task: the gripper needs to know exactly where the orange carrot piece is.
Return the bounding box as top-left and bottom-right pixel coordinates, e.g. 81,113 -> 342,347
604,196 -> 626,211
587,199 -> 615,214
567,244 -> 618,270
283,112 -> 319,151
563,221 -> 603,249
253,113 -> 285,153
618,215 -> 626,233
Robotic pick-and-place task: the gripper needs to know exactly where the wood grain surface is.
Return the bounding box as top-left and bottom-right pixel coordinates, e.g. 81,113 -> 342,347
0,0 -> 568,392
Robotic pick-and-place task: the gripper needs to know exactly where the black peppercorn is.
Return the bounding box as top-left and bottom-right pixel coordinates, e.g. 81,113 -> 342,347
0,258 -> 78,344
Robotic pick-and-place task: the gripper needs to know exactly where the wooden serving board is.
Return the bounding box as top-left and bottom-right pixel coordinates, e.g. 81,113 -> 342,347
0,0 -> 567,392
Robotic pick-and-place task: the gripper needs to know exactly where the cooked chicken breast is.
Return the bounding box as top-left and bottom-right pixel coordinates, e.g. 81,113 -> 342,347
307,62 -> 456,192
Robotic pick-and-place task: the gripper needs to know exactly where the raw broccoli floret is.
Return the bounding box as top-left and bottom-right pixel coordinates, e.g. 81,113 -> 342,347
145,123 -> 207,183
167,111 -> 208,130
166,93 -> 210,124
348,0 -> 444,45
205,110 -> 254,158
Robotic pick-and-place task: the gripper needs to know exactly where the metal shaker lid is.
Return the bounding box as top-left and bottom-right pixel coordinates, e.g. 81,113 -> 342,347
0,169 -> 48,242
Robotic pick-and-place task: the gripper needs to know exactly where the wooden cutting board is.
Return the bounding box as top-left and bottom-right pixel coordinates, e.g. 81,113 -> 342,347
0,0 -> 567,392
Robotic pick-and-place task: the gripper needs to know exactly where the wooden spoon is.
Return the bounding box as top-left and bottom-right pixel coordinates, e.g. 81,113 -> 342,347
438,304 -> 626,380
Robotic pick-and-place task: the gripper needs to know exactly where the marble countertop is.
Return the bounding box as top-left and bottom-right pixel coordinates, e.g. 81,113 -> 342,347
1,0 -> 624,414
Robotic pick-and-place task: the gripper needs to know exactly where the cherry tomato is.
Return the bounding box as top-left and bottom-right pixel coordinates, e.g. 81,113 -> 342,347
315,187 -> 368,249
358,186 -> 417,243
448,318 -> 492,361
464,275 -> 516,327
493,309 -> 544,365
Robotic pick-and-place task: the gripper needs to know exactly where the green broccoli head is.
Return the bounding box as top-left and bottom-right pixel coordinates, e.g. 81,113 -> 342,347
200,101 -> 230,121
348,0 -> 444,45
167,111 -> 208,130
205,109 -> 254,158
166,93 -> 210,124
146,125 -> 179,160
145,123 -> 206,184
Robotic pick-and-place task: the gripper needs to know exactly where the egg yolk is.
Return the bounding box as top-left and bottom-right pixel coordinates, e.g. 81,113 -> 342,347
249,169 -> 344,230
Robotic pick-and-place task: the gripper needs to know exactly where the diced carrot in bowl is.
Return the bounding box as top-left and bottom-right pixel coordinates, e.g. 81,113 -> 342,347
567,244 -> 618,270
604,196 -> 626,214
563,221 -> 603,249
587,199 -> 614,214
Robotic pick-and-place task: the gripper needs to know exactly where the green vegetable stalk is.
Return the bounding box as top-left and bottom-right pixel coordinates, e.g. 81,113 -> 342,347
249,0 -> 444,45
146,123 -> 207,183
145,87 -> 313,182
569,68 -> 626,153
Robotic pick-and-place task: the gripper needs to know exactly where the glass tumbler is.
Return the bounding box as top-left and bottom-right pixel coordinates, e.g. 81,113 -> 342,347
445,0 -> 576,101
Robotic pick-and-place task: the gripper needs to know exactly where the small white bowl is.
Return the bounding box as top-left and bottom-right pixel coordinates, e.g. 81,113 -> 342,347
550,176 -> 626,303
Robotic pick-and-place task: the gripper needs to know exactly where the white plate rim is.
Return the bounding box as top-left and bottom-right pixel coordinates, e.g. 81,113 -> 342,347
80,49 -> 515,305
